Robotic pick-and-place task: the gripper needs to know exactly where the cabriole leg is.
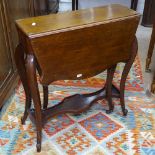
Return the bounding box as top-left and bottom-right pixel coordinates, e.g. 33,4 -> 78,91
43,85 -> 48,109
120,38 -> 138,116
15,44 -> 31,124
26,54 -> 42,152
106,65 -> 117,114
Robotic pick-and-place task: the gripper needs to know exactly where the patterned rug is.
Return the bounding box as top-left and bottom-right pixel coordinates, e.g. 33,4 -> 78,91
0,57 -> 155,155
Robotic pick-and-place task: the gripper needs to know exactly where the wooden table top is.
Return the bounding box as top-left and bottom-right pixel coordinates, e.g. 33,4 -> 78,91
16,4 -> 138,38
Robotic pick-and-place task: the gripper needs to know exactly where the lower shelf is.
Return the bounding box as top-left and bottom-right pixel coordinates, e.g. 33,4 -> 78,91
28,84 -> 120,126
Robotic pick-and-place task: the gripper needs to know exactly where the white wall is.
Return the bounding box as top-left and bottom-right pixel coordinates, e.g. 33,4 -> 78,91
137,0 -> 145,14
60,0 -> 145,14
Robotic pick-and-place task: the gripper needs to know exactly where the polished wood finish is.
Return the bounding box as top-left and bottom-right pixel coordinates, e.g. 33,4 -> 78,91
15,44 -> 32,124
43,85 -> 48,109
16,5 -> 139,85
15,5 -> 140,152
146,21 -> 155,93
142,0 -> 155,27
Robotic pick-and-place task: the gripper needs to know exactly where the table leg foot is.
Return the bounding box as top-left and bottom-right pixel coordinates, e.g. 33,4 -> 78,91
21,96 -> 32,124
146,68 -> 151,73
106,108 -> 114,114
21,116 -> 27,125
36,143 -> 41,152
122,109 -> 128,116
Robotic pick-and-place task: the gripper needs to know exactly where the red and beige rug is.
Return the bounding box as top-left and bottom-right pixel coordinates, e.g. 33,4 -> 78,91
0,57 -> 155,155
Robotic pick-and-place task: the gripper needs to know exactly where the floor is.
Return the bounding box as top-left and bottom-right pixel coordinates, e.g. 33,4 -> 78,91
59,0 -> 155,93
137,26 -> 155,91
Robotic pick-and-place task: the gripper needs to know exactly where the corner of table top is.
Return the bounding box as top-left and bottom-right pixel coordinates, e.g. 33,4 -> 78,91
15,4 -> 140,39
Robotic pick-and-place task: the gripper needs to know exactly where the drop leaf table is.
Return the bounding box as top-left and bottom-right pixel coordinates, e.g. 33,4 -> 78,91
15,4 -> 140,152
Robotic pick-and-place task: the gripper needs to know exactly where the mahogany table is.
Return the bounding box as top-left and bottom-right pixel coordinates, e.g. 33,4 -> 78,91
15,4 -> 140,152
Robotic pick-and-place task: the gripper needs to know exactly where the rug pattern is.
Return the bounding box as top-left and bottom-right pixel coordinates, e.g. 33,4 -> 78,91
0,58 -> 155,155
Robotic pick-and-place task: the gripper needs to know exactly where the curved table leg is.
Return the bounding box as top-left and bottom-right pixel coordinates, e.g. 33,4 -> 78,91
120,38 -> 138,116
146,22 -> 155,72
35,58 -> 49,110
106,65 -> 117,114
26,55 -> 42,152
43,85 -> 48,109
15,44 -> 31,125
